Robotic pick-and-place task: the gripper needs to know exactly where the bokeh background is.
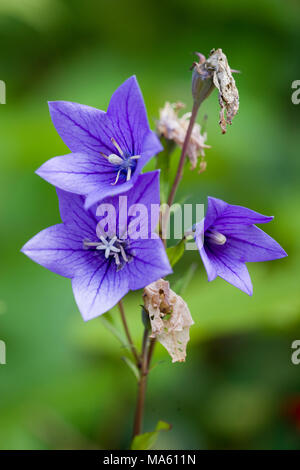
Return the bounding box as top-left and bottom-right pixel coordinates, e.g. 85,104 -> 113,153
1,0 -> 300,450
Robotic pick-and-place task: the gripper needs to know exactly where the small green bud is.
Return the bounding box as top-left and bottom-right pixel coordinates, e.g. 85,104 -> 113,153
141,305 -> 151,330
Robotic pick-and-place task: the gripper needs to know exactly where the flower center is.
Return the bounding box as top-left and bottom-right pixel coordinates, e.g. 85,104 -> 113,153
206,229 -> 227,245
100,137 -> 140,185
83,235 -> 133,271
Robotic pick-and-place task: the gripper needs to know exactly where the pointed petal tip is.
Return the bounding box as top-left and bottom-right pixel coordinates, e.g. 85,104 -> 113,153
207,272 -> 217,282
35,159 -> 58,184
263,215 -> 274,224
84,193 -> 100,210
128,74 -> 137,81
84,190 -> 103,209
113,75 -> 139,93
35,165 -> 44,178
20,239 -> 31,255
276,246 -> 288,259
48,101 -> 63,119
124,75 -> 138,86
81,310 -> 101,322
246,284 -> 253,296
48,100 -> 58,111
48,100 -> 65,107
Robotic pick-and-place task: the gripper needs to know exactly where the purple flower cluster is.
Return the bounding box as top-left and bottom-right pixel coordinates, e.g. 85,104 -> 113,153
22,77 -> 172,320
22,75 -> 287,321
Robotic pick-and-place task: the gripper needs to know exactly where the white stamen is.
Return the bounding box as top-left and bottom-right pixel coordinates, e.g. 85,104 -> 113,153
108,154 -> 124,165
109,245 -> 121,253
126,167 -> 132,181
119,244 -> 128,262
207,230 -> 227,245
114,253 -> 121,265
100,152 -> 109,160
84,241 -> 102,247
129,155 -> 141,160
111,137 -> 124,156
111,169 -> 121,185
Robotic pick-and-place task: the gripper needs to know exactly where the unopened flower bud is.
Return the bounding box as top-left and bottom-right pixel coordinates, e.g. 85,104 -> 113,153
192,54 -> 215,108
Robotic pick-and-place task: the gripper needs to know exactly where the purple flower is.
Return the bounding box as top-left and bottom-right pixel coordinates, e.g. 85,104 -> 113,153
36,76 -> 162,208
195,197 -> 287,295
21,172 -> 172,320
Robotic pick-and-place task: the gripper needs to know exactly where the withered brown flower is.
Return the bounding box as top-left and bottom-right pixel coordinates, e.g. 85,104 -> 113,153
143,279 -> 194,363
192,48 -> 239,133
156,102 -> 210,170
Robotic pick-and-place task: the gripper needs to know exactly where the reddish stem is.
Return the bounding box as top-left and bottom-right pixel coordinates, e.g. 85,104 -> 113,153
132,328 -> 150,437
167,102 -> 200,207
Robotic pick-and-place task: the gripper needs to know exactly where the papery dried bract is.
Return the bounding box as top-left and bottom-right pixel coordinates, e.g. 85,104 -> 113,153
156,102 -> 210,170
143,279 -> 194,363
192,48 -> 239,133
206,48 -> 239,133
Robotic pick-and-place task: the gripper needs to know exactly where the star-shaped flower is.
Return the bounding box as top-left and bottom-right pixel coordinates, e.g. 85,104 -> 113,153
194,197 -> 287,295
36,76 -> 162,208
21,171 -> 172,320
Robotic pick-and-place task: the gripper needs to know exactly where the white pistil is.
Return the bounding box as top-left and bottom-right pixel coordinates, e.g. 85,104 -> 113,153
94,235 -> 121,259
206,230 -> 227,245
99,138 -> 141,185
84,235 -> 131,268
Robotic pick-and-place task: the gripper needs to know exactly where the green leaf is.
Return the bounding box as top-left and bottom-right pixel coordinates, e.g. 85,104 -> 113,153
100,316 -> 129,350
167,239 -> 185,267
130,421 -> 171,450
121,356 -> 140,381
172,262 -> 198,295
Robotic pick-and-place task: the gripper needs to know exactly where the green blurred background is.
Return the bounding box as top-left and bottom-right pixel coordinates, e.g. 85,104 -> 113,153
1,0 -> 300,450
